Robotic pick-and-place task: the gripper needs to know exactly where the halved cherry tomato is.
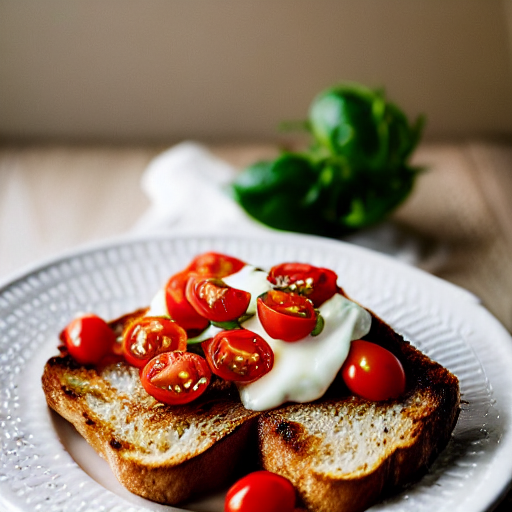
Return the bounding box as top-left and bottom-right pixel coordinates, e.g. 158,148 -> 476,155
267,262 -> 339,307
165,270 -> 210,333
188,252 -> 245,278
202,329 -> 274,382
225,470 -> 296,512
59,314 -> 116,365
122,316 -> 187,368
140,351 -> 211,405
341,340 -> 406,401
164,254 -> 244,333
186,277 -> 251,322
257,290 -> 316,342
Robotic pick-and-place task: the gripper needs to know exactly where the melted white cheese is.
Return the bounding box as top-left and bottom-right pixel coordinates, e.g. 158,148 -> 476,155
237,293 -> 371,411
148,288 -> 169,317
222,265 -> 272,314
146,264 -> 371,411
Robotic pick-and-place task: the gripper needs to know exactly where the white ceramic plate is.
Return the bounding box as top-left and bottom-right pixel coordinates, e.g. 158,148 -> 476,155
1,232 -> 512,512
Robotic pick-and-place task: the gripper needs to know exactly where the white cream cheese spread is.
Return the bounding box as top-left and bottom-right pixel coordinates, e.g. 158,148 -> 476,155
237,293 -> 371,411
147,264 -> 371,411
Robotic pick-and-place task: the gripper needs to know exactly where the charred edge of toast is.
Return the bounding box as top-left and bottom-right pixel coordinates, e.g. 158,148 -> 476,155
42,307 -> 260,504
108,417 -> 260,505
364,308 -> 459,395
42,305 -> 460,510
258,310 -> 460,512
42,354 -> 261,504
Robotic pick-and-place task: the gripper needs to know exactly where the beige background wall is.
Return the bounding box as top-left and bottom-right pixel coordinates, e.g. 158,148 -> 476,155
1,0 -> 511,143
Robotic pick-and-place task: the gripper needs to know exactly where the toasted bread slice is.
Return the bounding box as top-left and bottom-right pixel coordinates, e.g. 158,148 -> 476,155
43,356 -> 259,504
42,311 -> 260,504
42,308 -> 459,510
258,313 -> 460,512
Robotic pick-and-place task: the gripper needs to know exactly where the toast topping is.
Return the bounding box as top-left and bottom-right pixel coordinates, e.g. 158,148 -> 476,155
148,260 -> 372,410
43,251 -> 460,511
55,253 -> 411,412
236,293 -> 371,411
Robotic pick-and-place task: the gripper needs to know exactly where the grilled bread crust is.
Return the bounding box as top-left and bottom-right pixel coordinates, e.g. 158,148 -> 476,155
42,308 -> 460,511
258,312 -> 460,512
42,355 -> 259,504
42,310 -> 260,504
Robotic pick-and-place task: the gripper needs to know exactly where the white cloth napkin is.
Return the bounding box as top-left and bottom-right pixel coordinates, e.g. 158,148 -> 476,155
131,141 -> 266,236
131,141 -> 442,268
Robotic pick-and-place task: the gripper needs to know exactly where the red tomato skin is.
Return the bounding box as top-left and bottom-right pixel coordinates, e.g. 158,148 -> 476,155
164,254 -> 244,333
122,316 -> 187,368
341,340 -> 406,401
165,271 -> 210,333
268,263 -> 339,307
188,252 -> 245,278
202,329 -> 274,382
140,351 -> 211,405
186,277 -> 251,322
60,314 -> 116,365
257,291 -> 317,342
224,471 -> 296,512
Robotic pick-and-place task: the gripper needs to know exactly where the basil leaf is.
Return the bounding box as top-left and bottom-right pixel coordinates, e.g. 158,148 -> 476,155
187,334 -> 210,345
311,312 -> 325,337
232,82 -> 424,237
210,320 -> 241,330
309,83 -> 388,171
232,153 -> 329,235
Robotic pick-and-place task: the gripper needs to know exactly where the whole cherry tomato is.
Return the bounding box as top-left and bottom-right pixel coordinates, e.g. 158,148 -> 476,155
165,270 -> 210,333
257,290 -> 317,342
202,329 -> 274,382
140,351 -> 211,405
225,470 -> 296,512
267,262 -> 339,307
59,314 -> 116,365
122,316 -> 187,368
186,277 -> 251,323
188,252 -> 245,278
341,340 -> 406,401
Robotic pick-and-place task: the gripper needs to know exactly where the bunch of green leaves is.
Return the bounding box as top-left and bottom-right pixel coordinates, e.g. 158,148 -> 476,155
232,82 -> 425,237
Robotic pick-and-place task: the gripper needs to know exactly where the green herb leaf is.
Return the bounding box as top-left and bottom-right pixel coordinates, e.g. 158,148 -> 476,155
311,312 -> 325,337
232,82 -> 424,237
232,153 -> 328,235
209,311 -> 255,331
309,83 -> 389,171
210,320 -> 241,330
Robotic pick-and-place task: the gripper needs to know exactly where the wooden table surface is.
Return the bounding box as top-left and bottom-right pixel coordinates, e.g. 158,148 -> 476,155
2,140 -> 511,328
1,140 -> 512,510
